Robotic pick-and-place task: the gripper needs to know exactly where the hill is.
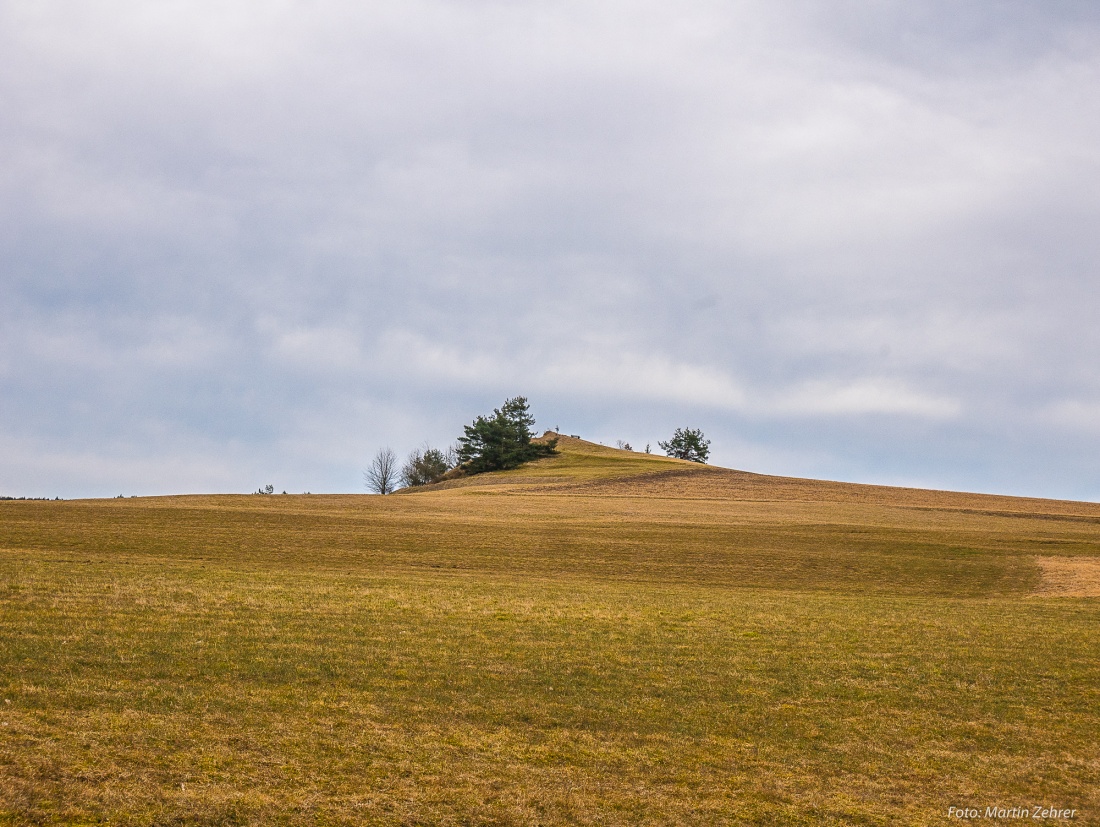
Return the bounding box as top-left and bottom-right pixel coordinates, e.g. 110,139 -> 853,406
1,437 -> 1098,824
425,432 -> 1100,515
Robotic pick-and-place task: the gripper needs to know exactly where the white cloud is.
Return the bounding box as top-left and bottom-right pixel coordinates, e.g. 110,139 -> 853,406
1042,399 -> 1100,433
268,324 -> 365,373
363,332 -> 958,421
0,432 -> 245,497
535,351 -> 748,410
377,330 -> 505,386
767,378 -> 960,419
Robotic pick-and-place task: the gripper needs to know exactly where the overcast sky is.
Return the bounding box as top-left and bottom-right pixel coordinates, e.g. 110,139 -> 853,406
2,0 -> 1099,500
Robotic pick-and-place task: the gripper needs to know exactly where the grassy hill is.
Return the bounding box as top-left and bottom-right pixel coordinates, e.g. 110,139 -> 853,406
1,436 -> 1098,825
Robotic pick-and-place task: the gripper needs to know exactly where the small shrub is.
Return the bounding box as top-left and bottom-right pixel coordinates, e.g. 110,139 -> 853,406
401,446 -> 454,487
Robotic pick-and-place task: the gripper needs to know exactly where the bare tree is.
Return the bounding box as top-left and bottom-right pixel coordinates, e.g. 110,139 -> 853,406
364,447 -> 399,494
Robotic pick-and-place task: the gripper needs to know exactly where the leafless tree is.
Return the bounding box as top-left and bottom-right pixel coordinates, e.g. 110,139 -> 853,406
364,447 -> 399,494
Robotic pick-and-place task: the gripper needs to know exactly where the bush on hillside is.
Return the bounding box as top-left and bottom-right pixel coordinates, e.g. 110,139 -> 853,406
456,397 -> 557,474
401,446 -> 455,487
659,427 -> 710,463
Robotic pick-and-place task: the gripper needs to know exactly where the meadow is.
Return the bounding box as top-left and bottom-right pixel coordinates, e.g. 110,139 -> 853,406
1,437 -> 1098,825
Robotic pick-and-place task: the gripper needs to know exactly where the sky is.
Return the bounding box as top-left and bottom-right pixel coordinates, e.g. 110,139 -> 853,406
2,0 -> 1099,500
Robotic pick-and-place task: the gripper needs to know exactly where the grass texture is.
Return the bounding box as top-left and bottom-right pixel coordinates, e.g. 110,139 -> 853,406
1,437 -> 1098,825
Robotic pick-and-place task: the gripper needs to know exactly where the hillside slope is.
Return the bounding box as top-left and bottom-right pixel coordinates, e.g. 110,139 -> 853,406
1,436 -> 1098,824
397,433 -> 691,491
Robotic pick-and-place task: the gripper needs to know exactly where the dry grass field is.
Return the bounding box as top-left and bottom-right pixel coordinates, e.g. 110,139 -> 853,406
1,435 -> 1098,825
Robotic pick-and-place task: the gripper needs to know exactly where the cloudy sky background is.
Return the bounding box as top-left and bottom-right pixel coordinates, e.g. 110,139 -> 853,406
2,0 -> 1099,499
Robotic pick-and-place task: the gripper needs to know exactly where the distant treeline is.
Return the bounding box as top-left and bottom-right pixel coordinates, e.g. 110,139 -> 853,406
0,496 -> 61,501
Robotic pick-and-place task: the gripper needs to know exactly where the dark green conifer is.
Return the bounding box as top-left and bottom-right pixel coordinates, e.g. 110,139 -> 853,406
456,397 -> 557,474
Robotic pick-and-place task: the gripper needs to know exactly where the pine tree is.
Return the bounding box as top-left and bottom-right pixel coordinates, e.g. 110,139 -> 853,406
456,397 -> 557,474
658,427 -> 710,463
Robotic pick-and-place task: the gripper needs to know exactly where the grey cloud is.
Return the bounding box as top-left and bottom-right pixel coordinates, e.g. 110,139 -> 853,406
2,1 -> 1099,499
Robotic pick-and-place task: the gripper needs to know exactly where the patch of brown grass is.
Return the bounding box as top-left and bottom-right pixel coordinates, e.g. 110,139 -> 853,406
1035,556 -> 1100,597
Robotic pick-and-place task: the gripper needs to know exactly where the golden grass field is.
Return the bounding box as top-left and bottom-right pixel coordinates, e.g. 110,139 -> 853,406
1,435 -> 1098,825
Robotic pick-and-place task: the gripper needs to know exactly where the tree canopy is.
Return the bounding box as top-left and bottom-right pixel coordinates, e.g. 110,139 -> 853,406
456,396 -> 557,474
400,446 -> 453,487
659,427 -> 710,463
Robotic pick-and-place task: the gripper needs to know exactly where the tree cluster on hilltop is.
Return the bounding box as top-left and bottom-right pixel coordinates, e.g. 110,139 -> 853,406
401,446 -> 454,487
364,396 -> 557,493
455,396 -> 557,474
365,398 -> 710,494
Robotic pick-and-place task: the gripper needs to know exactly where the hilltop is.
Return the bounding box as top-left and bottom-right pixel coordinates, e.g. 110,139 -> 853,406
412,430 -> 1100,519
